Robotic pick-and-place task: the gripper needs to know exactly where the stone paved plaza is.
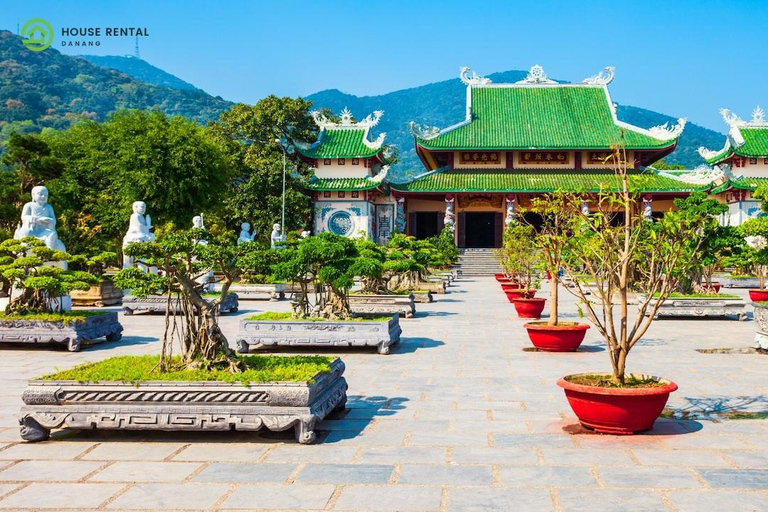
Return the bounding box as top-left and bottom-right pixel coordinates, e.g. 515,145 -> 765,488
0,277 -> 766,511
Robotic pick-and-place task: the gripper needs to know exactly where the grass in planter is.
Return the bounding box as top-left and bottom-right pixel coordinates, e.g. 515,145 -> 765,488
247,312 -> 392,322
40,354 -> 335,384
0,310 -> 107,324
652,293 -> 740,299
565,374 -> 669,389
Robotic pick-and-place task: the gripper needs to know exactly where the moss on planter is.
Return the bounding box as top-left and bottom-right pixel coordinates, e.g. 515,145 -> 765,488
40,354 -> 335,384
246,312 -> 392,322
0,311 -> 108,325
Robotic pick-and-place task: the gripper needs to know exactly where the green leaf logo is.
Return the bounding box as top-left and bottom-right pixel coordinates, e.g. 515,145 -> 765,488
21,19 -> 54,52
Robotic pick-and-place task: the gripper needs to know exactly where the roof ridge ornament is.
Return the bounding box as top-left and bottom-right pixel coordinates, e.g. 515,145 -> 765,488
516,65 -> 556,85
697,139 -> 731,160
363,132 -> 386,150
408,121 -> 440,140
753,105 -> 767,125
310,108 -> 384,129
658,165 -> 726,185
582,66 -> 615,85
459,66 -> 492,86
647,118 -> 687,140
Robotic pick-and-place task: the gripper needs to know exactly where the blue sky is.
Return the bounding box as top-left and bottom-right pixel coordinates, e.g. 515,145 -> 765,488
3,0 -> 766,132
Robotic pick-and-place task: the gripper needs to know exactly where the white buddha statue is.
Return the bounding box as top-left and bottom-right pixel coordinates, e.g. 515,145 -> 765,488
270,223 -> 284,249
191,214 -> 208,246
123,201 -> 155,269
237,222 -> 254,245
14,186 -> 66,252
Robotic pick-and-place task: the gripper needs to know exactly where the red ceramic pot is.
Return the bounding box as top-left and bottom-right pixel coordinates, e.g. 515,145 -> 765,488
523,322 -> 590,351
512,298 -> 546,318
504,289 -> 537,302
557,374 -> 678,435
494,273 -> 507,281
749,289 -> 768,302
706,283 -> 721,293
501,283 -> 523,291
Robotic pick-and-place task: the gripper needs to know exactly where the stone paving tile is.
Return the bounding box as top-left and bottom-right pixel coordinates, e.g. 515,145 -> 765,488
540,448 -> 635,466
450,446 -> 538,465
556,488 -> 667,512
597,466 -> 703,488
264,444 -> 358,463
192,462 -> 295,483
397,464 -> 493,485
88,461 -> 202,483
721,450 -> 768,468
0,460 -> 104,482
493,433 -> 576,449
357,446 -> 447,464
107,483 -> 229,509
0,442 -> 96,460
666,490 -> 768,512
295,463 -> 394,484
170,443 -> 270,462
631,448 -> 731,467
447,488 -> 555,512
660,434 -> 754,450
408,431 -> 490,447
499,465 -> 597,487
334,485 -> 442,511
696,468 -> 768,489
0,482 -> 123,509
323,429 -> 406,446
82,442 -> 186,461
220,483 -> 336,510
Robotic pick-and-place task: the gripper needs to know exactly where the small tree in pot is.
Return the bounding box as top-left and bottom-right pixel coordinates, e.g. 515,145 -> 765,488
738,218 -> 768,301
496,221 -> 540,300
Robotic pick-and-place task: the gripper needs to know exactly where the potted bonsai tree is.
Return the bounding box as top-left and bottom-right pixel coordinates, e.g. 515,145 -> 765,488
20,229 -> 347,444
224,242 -> 288,300
67,251 -> 123,306
497,221 -> 540,305
520,194 -> 590,350
554,140 -> 713,434
738,217 -> 768,302
0,237 -> 123,351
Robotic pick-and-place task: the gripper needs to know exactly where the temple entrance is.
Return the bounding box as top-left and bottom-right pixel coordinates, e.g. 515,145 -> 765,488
463,212 -> 498,248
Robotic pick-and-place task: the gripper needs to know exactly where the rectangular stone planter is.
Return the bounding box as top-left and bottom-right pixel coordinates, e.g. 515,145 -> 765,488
716,276 -> 760,288
639,295 -> 747,320
411,291 -> 434,303
212,282 -> 285,301
19,358 -> 347,444
123,294 -> 239,315
0,312 -> 123,352
70,280 -> 123,307
752,302 -> 768,349
419,280 -> 447,294
236,315 -> 402,355
349,293 -> 416,318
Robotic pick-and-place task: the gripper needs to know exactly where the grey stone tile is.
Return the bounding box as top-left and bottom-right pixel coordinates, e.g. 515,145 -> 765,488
323,429 -> 406,446
88,461 -> 201,483
661,434 -> 752,450
335,485 -> 442,511
82,442 -> 186,461
493,433 -> 576,449
0,460 -> 104,481
357,446 -> 447,464
220,483 -> 336,510
667,490 -> 768,512
408,431 -> 490,447
541,448 -> 634,466
171,443 -> 269,462
295,463 -> 393,484
0,442 -> 96,460
398,464 -> 492,485
597,467 -> 703,488
632,448 -> 730,467
0,483 -> 19,497
107,483 -> 229,509
557,489 -> 667,512
192,462 -> 294,483
447,488 -> 555,512
499,466 -> 597,487
697,468 -> 768,489
450,446 -> 538,465
264,444 -> 358,463
722,450 -> 768,468
0,483 -> 123,508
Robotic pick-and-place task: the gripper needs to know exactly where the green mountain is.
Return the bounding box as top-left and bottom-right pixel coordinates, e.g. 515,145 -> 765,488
79,54 -> 199,91
307,70 -> 724,175
0,30 -> 232,137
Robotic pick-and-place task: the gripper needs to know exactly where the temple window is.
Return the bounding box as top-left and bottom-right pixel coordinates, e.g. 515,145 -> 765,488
352,158 -> 359,165
338,158 -> 346,165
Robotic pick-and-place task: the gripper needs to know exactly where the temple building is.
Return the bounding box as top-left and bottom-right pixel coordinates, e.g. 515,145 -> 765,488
698,106 -> 768,225
298,65 -> 764,245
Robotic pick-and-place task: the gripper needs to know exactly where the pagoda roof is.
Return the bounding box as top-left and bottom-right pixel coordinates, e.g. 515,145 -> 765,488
390,168 -> 708,194
296,108 -> 387,160
409,66 -> 685,152
300,166 -> 390,192
711,175 -> 768,194
699,107 -> 768,164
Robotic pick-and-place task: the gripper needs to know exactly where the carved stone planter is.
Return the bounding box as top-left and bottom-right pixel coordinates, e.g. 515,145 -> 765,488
419,281 -> 447,294
70,280 -> 123,307
640,295 -> 747,321
717,276 -> 760,288
411,291 -> 434,303
123,294 -> 239,315
212,283 -> 285,301
19,358 -> 347,444
752,302 -> 768,349
0,312 -> 123,352
236,315 -> 402,355
349,293 -> 416,318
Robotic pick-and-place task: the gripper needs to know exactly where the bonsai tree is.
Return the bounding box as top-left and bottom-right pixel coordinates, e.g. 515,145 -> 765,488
496,221 -> 539,292
738,218 -> 768,290
385,234 -> 431,290
426,228 -> 459,267
236,243 -> 284,284
67,252 -> 119,281
0,237 -> 97,315
556,143 -> 712,385
113,229 -> 246,371
272,232 -> 358,319
351,239 -> 387,294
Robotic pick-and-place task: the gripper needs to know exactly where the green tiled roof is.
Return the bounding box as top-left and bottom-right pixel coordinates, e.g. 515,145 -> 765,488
416,86 -> 678,151
735,128 -> 768,157
711,176 -> 768,195
300,167 -> 389,191
296,128 -> 382,159
390,168 -> 708,193
704,146 -> 734,165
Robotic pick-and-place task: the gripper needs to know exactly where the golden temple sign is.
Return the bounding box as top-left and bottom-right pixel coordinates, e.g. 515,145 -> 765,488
588,151 -> 613,164
518,151 -> 569,165
460,151 -> 501,164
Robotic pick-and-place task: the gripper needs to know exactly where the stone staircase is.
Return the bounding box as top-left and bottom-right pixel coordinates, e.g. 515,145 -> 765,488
457,248 -> 503,277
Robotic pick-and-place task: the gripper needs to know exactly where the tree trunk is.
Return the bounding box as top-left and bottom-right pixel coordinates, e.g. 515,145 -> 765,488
548,277 -> 558,326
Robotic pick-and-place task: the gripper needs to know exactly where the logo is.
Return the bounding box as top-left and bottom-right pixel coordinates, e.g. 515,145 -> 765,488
21,19 -> 54,51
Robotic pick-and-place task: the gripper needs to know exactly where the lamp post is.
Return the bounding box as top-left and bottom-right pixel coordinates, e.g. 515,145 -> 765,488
275,138 -> 286,240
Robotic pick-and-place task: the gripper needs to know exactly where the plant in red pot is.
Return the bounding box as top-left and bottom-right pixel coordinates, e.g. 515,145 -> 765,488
739,218 -> 768,302
496,223 -> 541,308
520,195 -> 590,350
554,139 -> 715,435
